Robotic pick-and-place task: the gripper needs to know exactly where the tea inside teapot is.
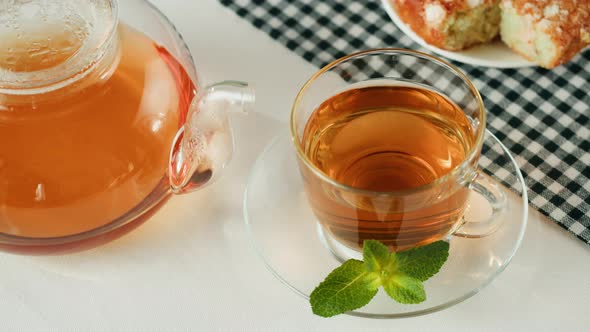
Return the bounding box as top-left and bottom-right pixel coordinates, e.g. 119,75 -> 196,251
0,1 -> 194,238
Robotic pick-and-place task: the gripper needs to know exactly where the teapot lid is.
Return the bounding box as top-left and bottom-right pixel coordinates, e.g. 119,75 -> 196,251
0,0 -> 118,95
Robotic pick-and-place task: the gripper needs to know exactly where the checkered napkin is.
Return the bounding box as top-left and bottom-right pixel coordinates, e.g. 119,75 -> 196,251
219,0 -> 590,245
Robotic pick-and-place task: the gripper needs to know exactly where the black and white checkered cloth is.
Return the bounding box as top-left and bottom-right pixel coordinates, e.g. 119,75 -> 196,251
219,0 -> 590,245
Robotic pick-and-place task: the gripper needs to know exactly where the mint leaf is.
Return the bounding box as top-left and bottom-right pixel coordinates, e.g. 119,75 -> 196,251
383,274 -> 426,304
310,240 -> 450,317
363,240 -> 391,273
310,259 -> 380,317
396,241 -> 450,281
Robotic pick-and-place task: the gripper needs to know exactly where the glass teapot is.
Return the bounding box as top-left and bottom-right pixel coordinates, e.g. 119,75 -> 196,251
0,0 -> 254,254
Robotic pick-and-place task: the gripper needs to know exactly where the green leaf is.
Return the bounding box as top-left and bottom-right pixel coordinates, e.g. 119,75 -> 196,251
383,274 -> 426,304
363,240 -> 391,273
310,240 -> 450,317
310,259 -> 380,317
395,241 -> 450,281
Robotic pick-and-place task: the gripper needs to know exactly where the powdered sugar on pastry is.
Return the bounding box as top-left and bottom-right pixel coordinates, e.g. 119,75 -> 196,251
468,0 -> 484,8
424,3 -> 447,27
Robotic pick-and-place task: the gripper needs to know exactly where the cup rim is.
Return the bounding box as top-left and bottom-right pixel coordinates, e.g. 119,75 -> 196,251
289,48 -> 487,196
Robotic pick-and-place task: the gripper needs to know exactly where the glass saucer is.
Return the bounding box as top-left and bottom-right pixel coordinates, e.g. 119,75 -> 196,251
244,130 -> 528,318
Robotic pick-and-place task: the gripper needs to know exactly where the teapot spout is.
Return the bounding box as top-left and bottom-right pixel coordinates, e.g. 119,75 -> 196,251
169,81 -> 254,194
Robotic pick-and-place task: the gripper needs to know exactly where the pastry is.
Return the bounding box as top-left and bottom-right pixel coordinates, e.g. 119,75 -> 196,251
392,0 -> 501,51
392,0 -> 590,68
501,0 -> 590,68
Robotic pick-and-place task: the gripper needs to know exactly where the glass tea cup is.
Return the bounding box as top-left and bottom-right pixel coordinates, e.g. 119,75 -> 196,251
290,49 -> 506,255
0,0 -> 254,254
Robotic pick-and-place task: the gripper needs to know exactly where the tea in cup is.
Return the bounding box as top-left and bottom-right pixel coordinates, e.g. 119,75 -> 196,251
291,49 -> 506,252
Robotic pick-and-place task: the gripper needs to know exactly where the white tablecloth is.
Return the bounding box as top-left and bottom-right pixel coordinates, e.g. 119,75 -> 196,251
1,1 -> 589,330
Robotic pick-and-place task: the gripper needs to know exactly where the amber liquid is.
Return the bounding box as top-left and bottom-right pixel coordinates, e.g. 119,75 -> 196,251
0,23 -> 195,238
302,84 -> 475,251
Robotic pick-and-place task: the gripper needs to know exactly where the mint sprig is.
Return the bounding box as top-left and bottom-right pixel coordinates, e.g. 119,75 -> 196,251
310,240 -> 450,317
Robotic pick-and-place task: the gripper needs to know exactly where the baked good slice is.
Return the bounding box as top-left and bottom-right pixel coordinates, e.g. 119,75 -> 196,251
392,0 -> 501,51
501,0 -> 590,68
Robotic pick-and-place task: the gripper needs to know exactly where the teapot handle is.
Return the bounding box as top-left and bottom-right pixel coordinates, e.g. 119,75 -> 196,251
168,81 -> 254,194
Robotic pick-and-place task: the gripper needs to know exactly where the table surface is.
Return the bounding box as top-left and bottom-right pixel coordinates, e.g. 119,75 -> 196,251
1,1 -> 589,331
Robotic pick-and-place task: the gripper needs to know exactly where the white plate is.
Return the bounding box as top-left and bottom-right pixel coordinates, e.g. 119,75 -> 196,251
381,0 -> 535,68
